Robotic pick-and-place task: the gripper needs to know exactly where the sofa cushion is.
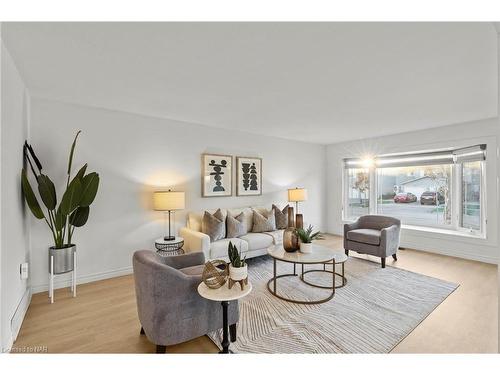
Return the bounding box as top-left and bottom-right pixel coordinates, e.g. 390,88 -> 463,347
239,232 -> 274,251
189,209 -> 227,232
347,228 -> 381,245
227,207 -> 254,233
226,211 -> 247,238
202,209 -> 225,241
210,238 -> 249,259
272,204 -> 289,229
179,264 -> 205,276
263,230 -> 284,245
252,209 -> 277,233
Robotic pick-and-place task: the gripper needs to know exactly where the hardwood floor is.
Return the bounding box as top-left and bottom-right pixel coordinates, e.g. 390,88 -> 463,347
12,235 -> 498,353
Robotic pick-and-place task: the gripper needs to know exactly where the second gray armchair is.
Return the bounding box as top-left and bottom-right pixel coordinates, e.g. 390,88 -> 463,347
344,215 -> 401,268
133,250 -> 238,353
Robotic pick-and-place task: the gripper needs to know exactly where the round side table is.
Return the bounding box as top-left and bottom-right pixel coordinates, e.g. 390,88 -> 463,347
197,281 -> 252,354
155,236 -> 184,256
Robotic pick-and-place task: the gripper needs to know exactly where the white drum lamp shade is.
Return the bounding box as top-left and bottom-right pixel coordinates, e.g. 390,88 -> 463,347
153,190 -> 185,241
288,188 -> 307,203
288,188 -> 307,214
153,191 -> 185,211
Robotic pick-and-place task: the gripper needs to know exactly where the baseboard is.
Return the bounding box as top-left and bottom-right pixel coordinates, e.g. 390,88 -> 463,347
11,288 -> 32,342
2,334 -> 14,354
31,266 -> 133,294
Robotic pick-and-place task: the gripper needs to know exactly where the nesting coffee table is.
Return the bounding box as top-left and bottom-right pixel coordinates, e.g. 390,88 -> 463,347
267,244 -> 347,305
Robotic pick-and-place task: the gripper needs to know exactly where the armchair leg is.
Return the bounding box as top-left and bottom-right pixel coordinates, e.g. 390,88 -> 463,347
229,323 -> 237,342
345,249 -> 349,256
381,257 -> 386,268
392,254 -> 397,261
156,345 -> 167,354
140,327 -> 145,335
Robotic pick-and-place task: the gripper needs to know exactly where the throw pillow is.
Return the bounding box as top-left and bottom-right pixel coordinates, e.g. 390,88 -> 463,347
201,209 -> 225,242
226,212 -> 247,238
252,209 -> 277,232
272,204 -> 289,229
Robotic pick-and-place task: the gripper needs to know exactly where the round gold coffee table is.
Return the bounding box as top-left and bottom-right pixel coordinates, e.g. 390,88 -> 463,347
267,244 -> 347,305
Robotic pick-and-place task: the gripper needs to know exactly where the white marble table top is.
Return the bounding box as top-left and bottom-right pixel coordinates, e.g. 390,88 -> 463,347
268,244 -> 348,264
198,281 -> 252,302
155,236 -> 184,245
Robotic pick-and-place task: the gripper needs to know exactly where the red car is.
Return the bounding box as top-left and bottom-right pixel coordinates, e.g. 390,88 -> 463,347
394,192 -> 417,203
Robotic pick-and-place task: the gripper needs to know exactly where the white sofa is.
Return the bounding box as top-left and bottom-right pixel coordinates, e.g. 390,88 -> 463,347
180,207 -> 284,261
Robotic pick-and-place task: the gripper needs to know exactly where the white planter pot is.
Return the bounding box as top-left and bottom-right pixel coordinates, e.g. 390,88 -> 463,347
300,243 -> 313,254
229,264 -> 248,281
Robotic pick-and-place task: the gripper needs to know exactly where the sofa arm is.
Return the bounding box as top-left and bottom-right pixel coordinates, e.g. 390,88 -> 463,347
344,220 -> 360,237
381,224 -> 401,256
180,227 -> 210,257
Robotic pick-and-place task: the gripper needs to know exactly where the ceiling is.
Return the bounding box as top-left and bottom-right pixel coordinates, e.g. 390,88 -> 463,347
2,22 -> 497,144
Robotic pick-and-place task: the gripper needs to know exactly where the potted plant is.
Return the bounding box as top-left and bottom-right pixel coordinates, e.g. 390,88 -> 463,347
21,131 -> 100,276
227,241 -> 247,281
296,225 -> 324,253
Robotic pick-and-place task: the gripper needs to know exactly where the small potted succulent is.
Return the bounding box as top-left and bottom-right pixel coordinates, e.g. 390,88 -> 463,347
228,241 -> 247,281
296,225 -> 324,253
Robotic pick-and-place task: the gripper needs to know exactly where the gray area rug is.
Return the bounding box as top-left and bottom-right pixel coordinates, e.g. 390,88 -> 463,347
208,255 -> 458,353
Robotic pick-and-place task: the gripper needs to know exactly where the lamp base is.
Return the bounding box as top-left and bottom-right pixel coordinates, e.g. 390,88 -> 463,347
163,235 -> 176,241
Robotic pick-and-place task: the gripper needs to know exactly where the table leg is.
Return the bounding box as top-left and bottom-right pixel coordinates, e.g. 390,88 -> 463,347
220,301 -> 230,354
273,258 -> 277,293
301,263 -> 304,277
342,262 -> 345,287
293,263 -> 296,275
333,260 -> 336,295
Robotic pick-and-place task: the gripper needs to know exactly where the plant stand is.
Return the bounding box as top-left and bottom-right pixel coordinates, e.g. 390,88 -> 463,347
48,252 -> 77,304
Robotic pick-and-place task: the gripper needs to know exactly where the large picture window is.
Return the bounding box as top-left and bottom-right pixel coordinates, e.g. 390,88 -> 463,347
343,145 -> 486,236
376,164 -> 452,228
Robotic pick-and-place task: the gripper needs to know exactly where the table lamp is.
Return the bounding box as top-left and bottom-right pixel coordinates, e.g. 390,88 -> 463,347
288,187 -> 307,229
153,190 -> 185,241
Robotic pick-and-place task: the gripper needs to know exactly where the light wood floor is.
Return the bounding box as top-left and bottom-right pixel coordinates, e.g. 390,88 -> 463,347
12,235 -> 498,353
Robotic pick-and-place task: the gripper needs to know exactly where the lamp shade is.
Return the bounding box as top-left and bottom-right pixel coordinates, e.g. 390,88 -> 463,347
153,191 -> 185,211
288,188 -> 307,202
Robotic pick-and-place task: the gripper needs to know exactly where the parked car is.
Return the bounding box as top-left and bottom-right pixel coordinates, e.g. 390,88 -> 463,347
420,191 -> 445,205
393,192 -> 417,203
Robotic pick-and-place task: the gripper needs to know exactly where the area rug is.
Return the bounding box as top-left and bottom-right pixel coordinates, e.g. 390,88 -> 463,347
208,255 -> 458,353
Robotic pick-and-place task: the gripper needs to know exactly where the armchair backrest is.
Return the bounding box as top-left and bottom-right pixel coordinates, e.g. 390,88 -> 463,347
132,250 -> 191,334
358,215 -> 401,230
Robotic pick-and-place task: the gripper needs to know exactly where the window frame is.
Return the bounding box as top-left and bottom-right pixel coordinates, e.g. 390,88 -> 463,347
342,154 -> 486,238
456,161 -> 486,236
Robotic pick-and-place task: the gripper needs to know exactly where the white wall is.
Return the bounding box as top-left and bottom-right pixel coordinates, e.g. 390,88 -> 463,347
327,118 -> 499,264
0,36 -> 31,351
28,97 -> 327,292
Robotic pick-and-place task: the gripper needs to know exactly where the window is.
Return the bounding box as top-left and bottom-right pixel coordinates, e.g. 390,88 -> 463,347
461,161 -> 481,231
344,168 -> 370,220
343,144 -> 486,236
376,164 -> 452,228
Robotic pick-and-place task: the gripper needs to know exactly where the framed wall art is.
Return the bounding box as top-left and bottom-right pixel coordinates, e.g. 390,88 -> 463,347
236,156 -> 262,196
201,153 -> 233,197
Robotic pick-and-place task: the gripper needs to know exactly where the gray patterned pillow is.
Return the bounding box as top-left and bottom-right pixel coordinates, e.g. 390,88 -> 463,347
252,209 -> 277,233
201,209 -> 225,242
272,204 -> 289,229
226,212 -> 247,238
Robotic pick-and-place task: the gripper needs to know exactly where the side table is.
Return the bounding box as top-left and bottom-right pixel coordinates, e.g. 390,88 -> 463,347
197,281 -> 252,354
155,236 -> 184,256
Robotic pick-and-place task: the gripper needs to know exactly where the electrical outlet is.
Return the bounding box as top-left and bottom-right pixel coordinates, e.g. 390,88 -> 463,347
20,262 -> 29,280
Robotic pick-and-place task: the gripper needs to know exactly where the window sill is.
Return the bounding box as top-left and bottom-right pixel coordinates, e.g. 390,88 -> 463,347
401,224 -> 485,240
341,219 -> 486,240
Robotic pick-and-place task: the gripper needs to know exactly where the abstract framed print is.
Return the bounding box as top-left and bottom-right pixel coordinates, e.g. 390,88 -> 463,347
202,154 -> 233,197
236,156 -> 262,196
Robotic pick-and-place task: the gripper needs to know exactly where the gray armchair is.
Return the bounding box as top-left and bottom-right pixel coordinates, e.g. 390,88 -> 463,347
132,250 -> 238,353
344,215 -> 401,268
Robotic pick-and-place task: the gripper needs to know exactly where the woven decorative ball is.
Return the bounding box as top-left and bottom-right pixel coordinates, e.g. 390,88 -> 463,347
202,260 -> 228,289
